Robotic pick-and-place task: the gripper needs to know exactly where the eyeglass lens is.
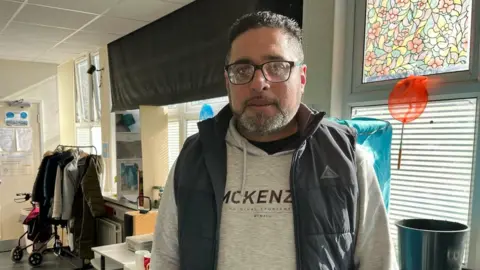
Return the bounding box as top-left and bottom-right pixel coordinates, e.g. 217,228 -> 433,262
227,61 -> 291,84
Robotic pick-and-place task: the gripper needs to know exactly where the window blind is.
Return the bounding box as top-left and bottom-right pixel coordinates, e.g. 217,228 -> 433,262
352,98 -> 477,260
91,126 -> 102,156
168,121 -> 180,170
76,126 -> 102,155
76,127 -> 91,152
186,120 -> 199,138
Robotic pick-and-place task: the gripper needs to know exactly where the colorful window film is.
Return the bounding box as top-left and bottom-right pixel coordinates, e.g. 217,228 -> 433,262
362,0 -> 472,83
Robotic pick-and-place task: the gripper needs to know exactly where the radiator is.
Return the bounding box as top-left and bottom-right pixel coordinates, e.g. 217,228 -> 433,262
96,218 -> 123,246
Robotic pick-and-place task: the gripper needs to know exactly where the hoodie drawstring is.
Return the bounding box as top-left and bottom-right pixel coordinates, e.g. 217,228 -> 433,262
241,141 -> 247,197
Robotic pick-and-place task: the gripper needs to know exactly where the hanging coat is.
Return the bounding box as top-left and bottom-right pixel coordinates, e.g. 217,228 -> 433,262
70,156 -> 106,259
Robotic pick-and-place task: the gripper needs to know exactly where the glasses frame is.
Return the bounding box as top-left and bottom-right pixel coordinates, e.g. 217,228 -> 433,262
224,60 -> 302,85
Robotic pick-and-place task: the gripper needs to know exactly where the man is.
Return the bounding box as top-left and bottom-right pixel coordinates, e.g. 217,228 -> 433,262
152,11 -> 397,270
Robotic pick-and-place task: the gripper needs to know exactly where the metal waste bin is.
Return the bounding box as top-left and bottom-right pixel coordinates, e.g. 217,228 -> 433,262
396,219 -> 469,270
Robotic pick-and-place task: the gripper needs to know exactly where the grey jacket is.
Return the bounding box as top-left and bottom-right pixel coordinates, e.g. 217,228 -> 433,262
62,156 -> 79,220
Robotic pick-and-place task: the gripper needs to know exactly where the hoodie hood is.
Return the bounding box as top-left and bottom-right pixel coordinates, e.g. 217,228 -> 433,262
221,103 -> 326,196
223,103 -> 326,154
225,118 -> 287,156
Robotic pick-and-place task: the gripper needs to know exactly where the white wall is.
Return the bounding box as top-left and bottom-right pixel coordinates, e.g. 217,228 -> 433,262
57,60 -> 76,145
2,76 -> 60,152
0,58 -> 60,151
0,59 -> 57,98
302,0 -> 349,118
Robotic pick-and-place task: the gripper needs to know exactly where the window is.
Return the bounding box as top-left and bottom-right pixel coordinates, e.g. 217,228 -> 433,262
74,53 -> 102,154
352,99 -> 477,259
168,121 -> 180,169
349,1 -> 480,266
186,120 -> 199,137
92,53 -> 101,122
75,54 -> 102,123
75,125 -> 102,155
353,0 -> 478,91
75,58 -> 91,122
167,96 -> 228,168
362,0 -> 472,83
186,96 -> 229,112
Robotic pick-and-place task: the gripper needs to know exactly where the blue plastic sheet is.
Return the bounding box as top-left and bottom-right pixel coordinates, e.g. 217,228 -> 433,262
334,117 -> 393,211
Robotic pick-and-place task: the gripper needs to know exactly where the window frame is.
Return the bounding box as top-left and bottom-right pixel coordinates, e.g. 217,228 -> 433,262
74,53 -> 102,124
168,98 -> 228,146
74,52 -> 103,154
346,0 -> 480,267
350,0 -> 480,94
91,52 -> 101,122
74,55 -> 93,123
74,122 -> 102,154
185,96 -> 229,114
346,94 -> 480,268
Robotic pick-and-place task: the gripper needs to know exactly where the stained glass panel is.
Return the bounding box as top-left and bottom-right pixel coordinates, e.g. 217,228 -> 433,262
362,0 -> 472,83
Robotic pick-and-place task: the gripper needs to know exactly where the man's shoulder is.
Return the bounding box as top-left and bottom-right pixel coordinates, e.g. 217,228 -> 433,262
312,118 -> 357,150
304,118 -> 357,165
319,118 -> 357,137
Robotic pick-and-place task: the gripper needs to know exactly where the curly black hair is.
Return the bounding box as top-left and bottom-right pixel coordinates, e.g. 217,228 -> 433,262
226,11 -> 304,64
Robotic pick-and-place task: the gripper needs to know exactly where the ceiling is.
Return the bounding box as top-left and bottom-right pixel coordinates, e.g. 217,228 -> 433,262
0,0 -> 193,64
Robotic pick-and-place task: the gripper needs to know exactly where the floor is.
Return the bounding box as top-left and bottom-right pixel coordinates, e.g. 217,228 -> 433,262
0,250 -> 84,269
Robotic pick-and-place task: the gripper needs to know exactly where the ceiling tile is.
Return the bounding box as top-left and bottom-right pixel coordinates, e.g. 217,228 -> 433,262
107,0 -> 182,22
55,42 -> 99,54
66,31 -> 122,46
0,36 -> 56,50
83,16 -> 148,35
27,0 -> 120,14
36,49 -> 81,63
0,0 -> 21,22
32,59 -> 60,64
0,47 -> 44,58
1,22 -> 74,42
14,4 -> 96,29
0,40 -> 46,58
0,54 -> 34,62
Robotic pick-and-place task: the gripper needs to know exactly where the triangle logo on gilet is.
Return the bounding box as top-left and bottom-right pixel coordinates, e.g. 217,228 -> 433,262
320,165 -> 339,179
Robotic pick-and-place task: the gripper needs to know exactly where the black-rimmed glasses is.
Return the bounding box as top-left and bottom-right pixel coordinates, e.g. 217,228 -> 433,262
225,60 -> 302,85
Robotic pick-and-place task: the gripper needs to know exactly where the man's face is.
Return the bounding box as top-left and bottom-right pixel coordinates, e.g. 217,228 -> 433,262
225,27 -> 307,135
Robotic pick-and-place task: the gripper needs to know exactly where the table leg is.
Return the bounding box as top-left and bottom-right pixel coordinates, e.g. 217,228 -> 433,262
101,256 -> 105,270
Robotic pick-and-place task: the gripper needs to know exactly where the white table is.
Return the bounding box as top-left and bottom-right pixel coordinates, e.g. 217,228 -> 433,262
91,243 -> 136,270
123,262 -> 136,270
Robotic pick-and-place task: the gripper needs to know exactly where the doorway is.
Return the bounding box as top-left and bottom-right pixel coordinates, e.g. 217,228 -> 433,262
0,101 -> 41,252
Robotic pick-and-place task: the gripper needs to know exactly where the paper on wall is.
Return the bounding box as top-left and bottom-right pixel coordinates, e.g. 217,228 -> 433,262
15,128 -> 32,152
0,152 -> 34,176
0,128 -> 15,152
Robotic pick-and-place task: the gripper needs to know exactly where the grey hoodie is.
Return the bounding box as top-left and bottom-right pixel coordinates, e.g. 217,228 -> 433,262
151,118 -> 398,269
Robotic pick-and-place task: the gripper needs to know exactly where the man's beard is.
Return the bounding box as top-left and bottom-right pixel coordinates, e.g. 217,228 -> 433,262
233,101 -> 293,136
